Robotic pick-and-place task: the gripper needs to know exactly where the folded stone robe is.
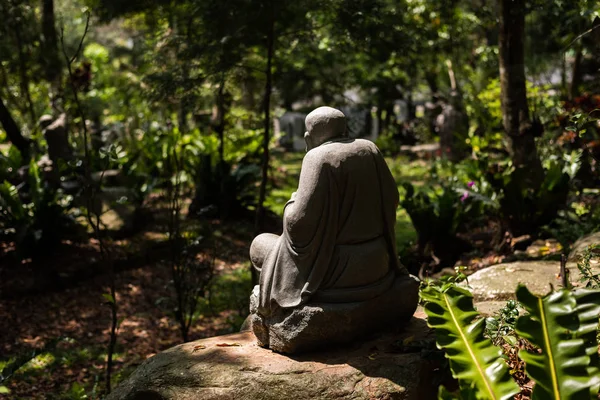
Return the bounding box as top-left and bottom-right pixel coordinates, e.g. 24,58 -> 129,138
258,138 -> 408,317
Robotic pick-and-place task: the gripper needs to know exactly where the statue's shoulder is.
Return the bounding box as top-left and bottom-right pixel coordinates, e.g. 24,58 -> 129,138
354,138 -> 379,152
305,139 -> 381,168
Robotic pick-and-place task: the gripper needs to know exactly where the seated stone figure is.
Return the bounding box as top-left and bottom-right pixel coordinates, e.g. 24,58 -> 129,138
248,106 -> 419,353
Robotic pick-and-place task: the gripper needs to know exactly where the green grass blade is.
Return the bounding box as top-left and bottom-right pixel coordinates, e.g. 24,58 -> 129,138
421,285 -> 520,400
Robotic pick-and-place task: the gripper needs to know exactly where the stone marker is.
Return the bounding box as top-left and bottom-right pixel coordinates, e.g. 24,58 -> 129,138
278,111 -> 307,151
435,92 -> 469,162
107,314 -> 442,400
42,113 -> 73,166
249,106 -> 419,354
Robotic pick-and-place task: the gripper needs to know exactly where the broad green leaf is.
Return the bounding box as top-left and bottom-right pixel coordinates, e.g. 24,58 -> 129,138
573,289 -> 600,397
515,285 -> 596,399
421,285 -> 520,400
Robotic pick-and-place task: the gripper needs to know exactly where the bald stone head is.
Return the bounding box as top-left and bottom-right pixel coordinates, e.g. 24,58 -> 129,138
304,107 -> 347,151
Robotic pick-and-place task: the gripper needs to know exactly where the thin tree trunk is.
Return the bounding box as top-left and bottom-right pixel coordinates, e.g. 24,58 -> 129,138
425,69 -> 438,101
215,77 -> 226,176
569,45 -> 583,101
255,4 -> 275,235
14,23 -> 36,128
498,0 -> 543,187
561,53 -> 568,99
42,0 -> 61,88
0,95 -> 30,160
214,77 -> 227,216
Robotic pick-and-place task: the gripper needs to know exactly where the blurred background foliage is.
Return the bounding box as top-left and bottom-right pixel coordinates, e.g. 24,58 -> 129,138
1,0 -> 600,397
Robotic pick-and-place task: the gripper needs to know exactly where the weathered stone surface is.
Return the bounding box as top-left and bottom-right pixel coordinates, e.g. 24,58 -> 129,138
467,260 -> 594,302
249,274 -> 419,354
474,301 -> 512,316
107,315 -> 441,400
467,261 -> 562,301
568,231 -> 600,264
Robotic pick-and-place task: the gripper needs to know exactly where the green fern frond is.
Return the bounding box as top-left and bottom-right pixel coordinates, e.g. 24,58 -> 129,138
515,285 -> 598,399
421,284 -> 520,400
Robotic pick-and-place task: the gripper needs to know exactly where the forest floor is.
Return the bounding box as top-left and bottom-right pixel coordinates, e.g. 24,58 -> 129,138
0,152 -> 570,399
0,208 -> 256,399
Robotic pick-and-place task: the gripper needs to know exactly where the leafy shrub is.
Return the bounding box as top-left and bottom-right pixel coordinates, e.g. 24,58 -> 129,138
0,160 -> 79,259
543,202 -> 600,251
169,232 -> 214,342
576,245 -> 600,289
189,155 -> 260,218
497,163 -> 571,236
421,278 -> 600,399
484,300 -> 520,347
401,182 -> 476,268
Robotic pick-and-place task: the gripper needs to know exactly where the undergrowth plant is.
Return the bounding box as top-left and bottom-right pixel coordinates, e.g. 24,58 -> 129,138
577,245 -> 600,288
0,159 -> 78,259
421,270 -> 600,399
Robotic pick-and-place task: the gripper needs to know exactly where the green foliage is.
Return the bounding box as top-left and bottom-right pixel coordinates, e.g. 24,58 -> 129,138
421,278 -> 600,399
401,181 -> 479,266
0,337 -> 69,388
0,146 -> 23,183
543,206 -> 600,252
498,163 -> 570,235
484,300 -> 520,347
0,159 -> 79,258
420,282 -> 520,400
515,285 -> 600,399
576,245 -> 600,288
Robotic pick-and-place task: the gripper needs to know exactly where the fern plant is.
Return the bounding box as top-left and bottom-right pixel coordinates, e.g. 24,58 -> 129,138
420,279 -> 600,399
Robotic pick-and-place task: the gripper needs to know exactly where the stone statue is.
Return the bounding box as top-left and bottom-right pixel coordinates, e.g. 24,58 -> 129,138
248,106 -> 419,353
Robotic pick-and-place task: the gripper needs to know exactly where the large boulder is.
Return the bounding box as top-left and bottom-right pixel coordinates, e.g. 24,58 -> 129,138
467,261 -> 564,302
464,234 -> 600,315
467,258 -> 597,305
108,314 -> 444,400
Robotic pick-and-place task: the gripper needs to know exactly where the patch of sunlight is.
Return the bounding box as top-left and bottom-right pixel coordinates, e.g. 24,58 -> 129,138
209,267 -> 252,314
60,348 -> 95,368
272,151 -> 304,171
264,188 -> 295,216
386,156 -> 431,185
24,353 -> 55,371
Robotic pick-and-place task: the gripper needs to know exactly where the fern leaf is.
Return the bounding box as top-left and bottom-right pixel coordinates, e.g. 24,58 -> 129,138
421,285 -> 520,400
515,285 -> 596,399
573,289 -> 600,397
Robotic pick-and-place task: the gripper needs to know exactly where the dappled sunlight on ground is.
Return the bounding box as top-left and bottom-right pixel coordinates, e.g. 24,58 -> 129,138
0,216 -> 255,399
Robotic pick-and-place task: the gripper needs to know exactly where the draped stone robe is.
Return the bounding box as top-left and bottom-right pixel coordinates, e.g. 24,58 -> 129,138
258,138 -> 407,317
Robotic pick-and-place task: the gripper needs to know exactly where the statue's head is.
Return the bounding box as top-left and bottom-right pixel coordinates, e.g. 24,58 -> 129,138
304,107 -> 347,151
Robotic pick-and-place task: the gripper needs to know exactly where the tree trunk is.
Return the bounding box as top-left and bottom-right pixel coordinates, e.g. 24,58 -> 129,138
425,69 -> 438,101
0,95 -> 30,160
569,45 -> 583,101
14,23 -> 36,128
255,5 -> 275,235
215,78 -> 226,175
214,77 -> 227,216
42,0 -> 61,87
498,0 -> 543,187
